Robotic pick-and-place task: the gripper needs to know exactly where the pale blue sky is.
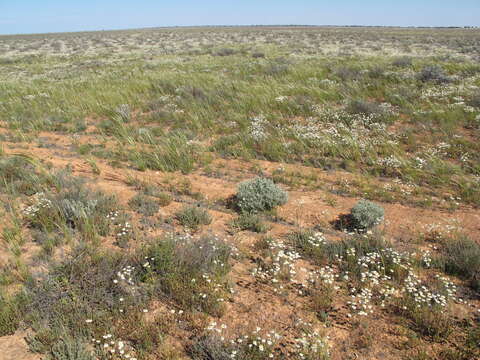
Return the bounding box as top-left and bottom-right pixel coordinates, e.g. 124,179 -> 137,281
0,1 -> 479,35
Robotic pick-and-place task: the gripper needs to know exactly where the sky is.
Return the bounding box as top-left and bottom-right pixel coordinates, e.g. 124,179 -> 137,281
1,0 -> 479,35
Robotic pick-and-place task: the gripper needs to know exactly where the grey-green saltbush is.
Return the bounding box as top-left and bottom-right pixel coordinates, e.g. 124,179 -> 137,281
236,177 -> 288,213
416,65 -> 450,84
350,200 -> 384,230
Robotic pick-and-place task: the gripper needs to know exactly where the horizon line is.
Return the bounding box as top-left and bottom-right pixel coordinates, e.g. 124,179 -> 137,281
1,23 -> 479,37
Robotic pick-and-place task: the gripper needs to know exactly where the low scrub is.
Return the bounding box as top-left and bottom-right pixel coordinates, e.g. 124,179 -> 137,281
236,177 -> 288,213
439,235 -> 480,291
350,200 -> 384,231
175,205 -> 212,230
141,234 -> 232,316
230,213 -> 268,233
128,193 -> 160,216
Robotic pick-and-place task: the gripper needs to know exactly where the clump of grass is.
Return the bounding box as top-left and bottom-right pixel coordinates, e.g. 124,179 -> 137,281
187,335 -> 231,359
288,229 -> 329,264
175,205 -> 212,230
309,277 -> 335,318
236,177 -> 287,213
439,235 -> 480,291
129,134 -> 202,174
396,299 -> 453,340
48,337 -> 95,360
188,331 -> 280,360
141,185 -> 172,206
252,51 -> 265,58
128,193 -> 160,216
32,230 -> 65,258
392,56 -> 412,67
24,244 -> 147,356
346,99 -> 384,117
0,292 -> 28,336
23,170 -> 116,240
0,155 -> 51,196
230,213 -> 268,233
155,192 -> 173,206
467,90 -> 480,108
141,234 -> 232,315
213,47 -> 236,56
416,65 -> 450,83
335,66 -> 361,81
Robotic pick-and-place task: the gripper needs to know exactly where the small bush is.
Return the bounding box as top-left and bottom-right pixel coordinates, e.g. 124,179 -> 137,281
416,65 -> 450,84
142,186 -> 172,206
264,62 -> 289,76
142,235 -> 231,315
392,56 -> 412,67
288,230 -> 328,264
187,335 -> 231,360
128,193 -> 160,216
230,213 -> 268,233
130,134 -> 199,174
0,293 -> 28,336
188,333 -> 279,360
350,200 -> 384,230
236,177 -> 288,213
252,52 -> 265,58
368,65 -> 388,79
440,235 -> 480,290
213,48 -> 236,56
24,173 -> 116,239
401,303 -> 453,340
335,66 -> 361,81
175,205 -> 212,230
467,91 -> 480,108
115,103 -> 131,122
177,85 -> 207,100
25,245 -> 142,354
48,338 -> 94,360
346,99 -> 384,117
0,155 -> 51,195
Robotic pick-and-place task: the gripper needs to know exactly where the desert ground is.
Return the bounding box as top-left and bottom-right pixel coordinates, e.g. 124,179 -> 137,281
0,26 -> 479,359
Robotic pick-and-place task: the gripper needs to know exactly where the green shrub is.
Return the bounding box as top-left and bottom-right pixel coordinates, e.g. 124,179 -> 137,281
175,205 -> 212,230
392,56 -> 412,67
440,235 -> 480,290
230,213 -> 268,233
187,335 -> 233,360
128,193 -> 160,216
346,99 -> 384,117
350,200 -> 384,230
0,155 -> 51,195
155,192 -> 173,206
467,91 -> 480,108
213,48 -> 236,57
142,185 -> 172,206
25,245 -> 141,354
24,175 -> 116,239
129,134 -> 200,174
141,235 -> 231,315
236,177 -> 287,213
335,66 -> 361,81
0,293 -> 28,336
188,333 -> 279,360
288,229 -> 328,264
416,65 -> 450,84
47,338 -> 94,360
398,301 -> 453,340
